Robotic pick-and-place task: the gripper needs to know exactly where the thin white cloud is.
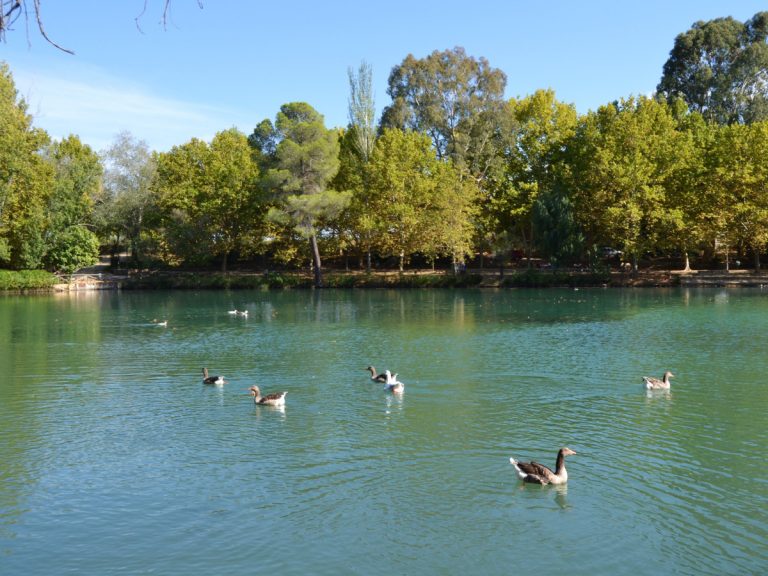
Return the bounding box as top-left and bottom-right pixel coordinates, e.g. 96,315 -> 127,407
12,64 -> 252,152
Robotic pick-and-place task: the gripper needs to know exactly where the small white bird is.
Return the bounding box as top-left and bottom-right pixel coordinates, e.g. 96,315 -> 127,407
155,320 -> 168,327
643,371 -> 674,390
228,309 -> 238,315
237,310 -> 249,317
384,370 -> 404,394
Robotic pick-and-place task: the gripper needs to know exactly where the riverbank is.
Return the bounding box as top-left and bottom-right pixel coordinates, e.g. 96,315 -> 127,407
5,267 -> 768,293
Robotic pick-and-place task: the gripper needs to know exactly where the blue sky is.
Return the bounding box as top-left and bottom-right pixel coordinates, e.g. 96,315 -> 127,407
3,1 -> 766,152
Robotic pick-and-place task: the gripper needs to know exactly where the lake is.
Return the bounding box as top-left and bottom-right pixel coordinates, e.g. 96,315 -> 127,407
1,287 -> 767,575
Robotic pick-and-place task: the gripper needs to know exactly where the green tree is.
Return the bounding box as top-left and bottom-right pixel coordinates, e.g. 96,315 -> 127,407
259,102 -> 349,287
43,135 -> 102,273
709,121 -> 768,270
332,61 -> 379,270
364,128 -> 477,270
0,62 -> 53,270
381,47 -> 507,178
657,12 -> 768,124
490,90 -> 578,264
96,131 -> 157,267
532,185 -> 584,267
155,129 -> 263,270
569,97 -> 686,270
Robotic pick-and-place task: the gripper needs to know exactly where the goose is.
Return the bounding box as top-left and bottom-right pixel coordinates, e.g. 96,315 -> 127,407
366,366 -> 389,383
237,310 -> 249,317
643,371 -> 674,390
384,370 -> 404,394
510,447 -> 576,485
249,385 -> 287,407
228,309 -> 238,315
202,368 -> 226,386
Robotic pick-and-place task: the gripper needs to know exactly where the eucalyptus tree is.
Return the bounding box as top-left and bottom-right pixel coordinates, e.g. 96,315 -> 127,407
363,128 -> 477,270
657,11 -> 768,124
154,128 -> 263,270
96,131 -> 157,267
43,135 -> 102,273
255,102 -> 349,288
0,62 -> 53,269
380,46 -> 507,179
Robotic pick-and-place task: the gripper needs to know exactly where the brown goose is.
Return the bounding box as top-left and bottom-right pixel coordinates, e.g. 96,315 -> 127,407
249,385 -> 287,407
643,371 -> 674,390
202,368 -> 226,385
366,366 -> 389,383
509,447 -> 577,485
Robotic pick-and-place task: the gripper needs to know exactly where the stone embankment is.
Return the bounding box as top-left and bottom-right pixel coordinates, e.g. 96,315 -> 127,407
673,269 -> 768,287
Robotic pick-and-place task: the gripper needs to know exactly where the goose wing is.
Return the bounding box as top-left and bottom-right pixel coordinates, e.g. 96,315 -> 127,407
258,391 -> 287,403
517,461 -> 555,480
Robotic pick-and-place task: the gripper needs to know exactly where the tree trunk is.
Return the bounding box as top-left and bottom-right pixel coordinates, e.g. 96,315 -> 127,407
755,248 -> 761,272
683,251 -> 691,271
399,250 -> 405,272
310,234 -> 323,288
221,251 -> 228,272
366,250 -> 371,273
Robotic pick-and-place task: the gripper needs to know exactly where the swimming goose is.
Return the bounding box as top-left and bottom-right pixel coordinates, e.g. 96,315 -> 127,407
202,367 -> 226,385
509,447 -> 576,485
249,385 -> 287,406
643,371 -> 674,390
384,370 -> 404,394
366,366 -> 389,383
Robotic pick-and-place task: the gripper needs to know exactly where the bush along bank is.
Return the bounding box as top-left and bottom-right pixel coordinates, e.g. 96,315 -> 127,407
0,270 -> 60,291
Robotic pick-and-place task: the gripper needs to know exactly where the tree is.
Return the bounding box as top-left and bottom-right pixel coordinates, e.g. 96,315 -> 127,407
569,97 -> 686,270
380,47 -> 507,178
657,12 -> 768,124
364,128 -> 477,270
96,131 -> 157,267
489,90 -> 578,265
708,121 -> 768,270
532,184 -> 584,267
258,102 -> 349,287
347,60 -> 376,162
43,135 -> 102,273
154,128 -> 263,270
0,62 -> 53,269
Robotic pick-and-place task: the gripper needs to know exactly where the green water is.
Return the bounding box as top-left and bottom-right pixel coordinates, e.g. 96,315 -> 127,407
1,288 -> 766,575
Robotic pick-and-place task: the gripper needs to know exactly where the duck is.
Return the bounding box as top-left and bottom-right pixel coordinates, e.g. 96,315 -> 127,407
249,385 -> 287,407
643,371 -> 674,390
384,370 -> 404,394
228,309 -> 239,315
202,367 -> 226,385
366,365 -> 389,383
237,310 -> 249,317
509,447 -> 577,485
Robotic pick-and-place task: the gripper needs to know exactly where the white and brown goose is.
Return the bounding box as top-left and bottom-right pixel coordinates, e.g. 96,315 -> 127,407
202,368 -> 226,385
366,366 -> 389,384
510,447 -> 577,485
249,385 -> 287,407
643,371 -> 674,390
